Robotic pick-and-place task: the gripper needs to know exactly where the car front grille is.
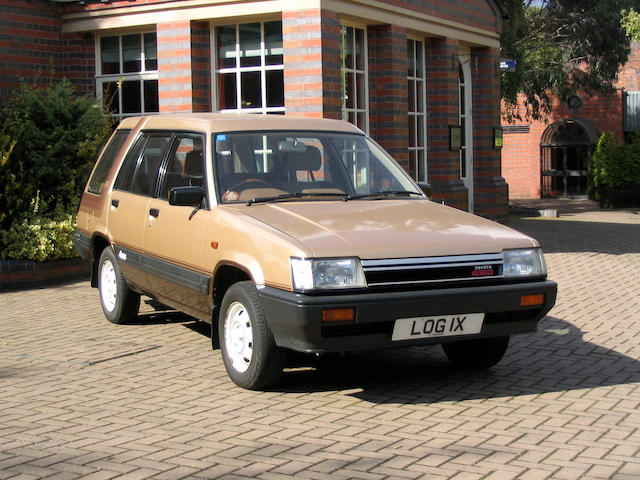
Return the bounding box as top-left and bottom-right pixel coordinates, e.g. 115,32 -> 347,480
361,253 -> 504,288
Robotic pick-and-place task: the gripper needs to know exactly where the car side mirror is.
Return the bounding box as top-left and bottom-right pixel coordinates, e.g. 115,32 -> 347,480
416,182 -> 433,200
169,186 -> 204,206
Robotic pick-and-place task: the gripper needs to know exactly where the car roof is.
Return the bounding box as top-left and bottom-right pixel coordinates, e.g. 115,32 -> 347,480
118,113 -> 365,135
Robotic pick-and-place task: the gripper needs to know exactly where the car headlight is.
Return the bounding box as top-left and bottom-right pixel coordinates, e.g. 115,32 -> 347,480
503,248 -> 547,278
290,257 -> 367,291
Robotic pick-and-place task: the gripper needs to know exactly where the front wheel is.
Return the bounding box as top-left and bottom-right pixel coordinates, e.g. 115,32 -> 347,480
219,281 -> 283,389
442,336 -> 510,369
98,247 -> 140,324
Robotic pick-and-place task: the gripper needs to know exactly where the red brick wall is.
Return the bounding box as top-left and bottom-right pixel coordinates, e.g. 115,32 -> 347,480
471,46 -> 508,221
502,91 -> 624,199
368,24 -> 409,170
0,0 -> 94,99
424,36 -> 468,211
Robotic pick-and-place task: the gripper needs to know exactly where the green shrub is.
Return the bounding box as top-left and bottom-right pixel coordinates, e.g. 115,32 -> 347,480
0,79 -> 112,232
588,131 -> 640,208
0,214 -> 77,262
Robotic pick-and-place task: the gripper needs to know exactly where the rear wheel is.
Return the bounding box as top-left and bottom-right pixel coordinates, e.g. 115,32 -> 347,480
98,247 -> 140,324
442,336 -> 509,369
219,281 -> 283,389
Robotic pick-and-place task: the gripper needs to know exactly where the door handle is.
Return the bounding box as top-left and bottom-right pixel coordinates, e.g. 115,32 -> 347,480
111,199 -> 119,207
149,208 -> 160,218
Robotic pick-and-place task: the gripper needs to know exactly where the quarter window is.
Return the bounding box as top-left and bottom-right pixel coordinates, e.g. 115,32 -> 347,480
97,32 -> 159,117
87,130 -> 131,194
341,26 -> 368,133
407,39 -> 427,182
214,21 -> 285,114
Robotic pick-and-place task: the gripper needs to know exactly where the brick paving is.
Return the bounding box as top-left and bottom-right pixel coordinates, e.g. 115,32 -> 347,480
1,205 -> 639,479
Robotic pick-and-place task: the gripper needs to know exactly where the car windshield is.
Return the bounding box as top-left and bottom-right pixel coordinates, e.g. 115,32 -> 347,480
212,131 -> 423,204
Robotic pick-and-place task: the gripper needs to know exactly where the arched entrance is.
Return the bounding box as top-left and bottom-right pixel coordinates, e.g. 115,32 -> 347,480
540,120 -> 599,197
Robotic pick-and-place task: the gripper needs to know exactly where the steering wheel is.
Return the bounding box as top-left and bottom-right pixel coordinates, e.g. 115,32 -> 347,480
227,178 -> 271,192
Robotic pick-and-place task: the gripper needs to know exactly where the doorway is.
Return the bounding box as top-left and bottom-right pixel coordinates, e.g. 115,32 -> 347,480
540,120 -> 598,197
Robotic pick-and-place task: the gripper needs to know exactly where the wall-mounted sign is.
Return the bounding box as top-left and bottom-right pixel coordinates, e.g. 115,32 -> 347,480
450,125 -> 461,150
494,128 -> 503,149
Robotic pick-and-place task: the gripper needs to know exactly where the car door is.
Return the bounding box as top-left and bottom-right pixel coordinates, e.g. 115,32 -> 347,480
143,133 -> 211,317
107,132 -> 172,289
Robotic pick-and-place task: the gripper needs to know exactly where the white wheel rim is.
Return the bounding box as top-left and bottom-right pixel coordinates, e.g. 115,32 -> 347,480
224,301 -> 253,373
100,258 -> 117,312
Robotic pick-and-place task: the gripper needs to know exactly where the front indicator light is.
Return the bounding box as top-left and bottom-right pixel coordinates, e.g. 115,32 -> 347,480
322,308 -> 355,323
520,293 -> 544,307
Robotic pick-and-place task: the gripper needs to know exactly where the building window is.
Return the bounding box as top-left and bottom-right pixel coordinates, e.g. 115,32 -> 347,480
341,25 -> 368,133
97,32 -> 159,117
458,62 -> 468,179
407,39 -> 427,182
214,21 -> 285,114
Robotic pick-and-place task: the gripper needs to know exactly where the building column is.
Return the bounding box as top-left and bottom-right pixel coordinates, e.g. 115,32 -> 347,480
282,8 -> 341,118
471,46 -> 508,222
157,21 -> 211,113
425,37 -> 468,210
368,25 -> 409,170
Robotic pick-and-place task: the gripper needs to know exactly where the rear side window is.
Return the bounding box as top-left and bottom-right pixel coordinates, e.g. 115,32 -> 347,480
87,129 -> 131,194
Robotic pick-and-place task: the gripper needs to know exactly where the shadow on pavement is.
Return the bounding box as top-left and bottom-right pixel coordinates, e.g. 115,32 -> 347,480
509,217 -> 640,255
273,315 -> 640,403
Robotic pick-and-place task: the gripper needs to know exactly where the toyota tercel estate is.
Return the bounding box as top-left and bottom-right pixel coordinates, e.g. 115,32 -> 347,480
74,113 -> 557,389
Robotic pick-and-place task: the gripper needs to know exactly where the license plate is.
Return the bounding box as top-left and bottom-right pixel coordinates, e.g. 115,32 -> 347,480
392,313 -> 484,341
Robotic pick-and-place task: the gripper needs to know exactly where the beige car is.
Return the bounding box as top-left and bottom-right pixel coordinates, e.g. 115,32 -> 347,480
74,113 -> 557,389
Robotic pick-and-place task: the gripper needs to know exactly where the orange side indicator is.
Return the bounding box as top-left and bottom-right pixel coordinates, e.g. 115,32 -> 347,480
322,308 -> 355,323
211,241 -> 219,249
520,293 -> 544,307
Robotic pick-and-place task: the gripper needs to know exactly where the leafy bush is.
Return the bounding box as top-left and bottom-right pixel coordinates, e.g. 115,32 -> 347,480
0,214 -> 77,262
588,131 -> 640,208
0,80 -> 113,261
0,79 -> 112,231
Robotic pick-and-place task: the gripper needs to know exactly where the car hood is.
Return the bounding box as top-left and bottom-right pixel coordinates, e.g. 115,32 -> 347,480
233,199 -> 537,258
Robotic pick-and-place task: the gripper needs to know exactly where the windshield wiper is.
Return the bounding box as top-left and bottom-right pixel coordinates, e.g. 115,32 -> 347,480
344,190 -> 423,201
246,192 -> 347,206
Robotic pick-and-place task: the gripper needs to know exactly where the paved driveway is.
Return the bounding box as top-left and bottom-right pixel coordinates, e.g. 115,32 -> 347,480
1,208 -> 639,480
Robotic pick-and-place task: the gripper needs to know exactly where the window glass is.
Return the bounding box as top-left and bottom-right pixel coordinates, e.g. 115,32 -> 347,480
264,21 -> 283,65
122,34 -> 142,73
160,135 -> 205,199
100,36 -> 120,75
213,132 -> 419,203
115,137 -> 146,191
130,135 -> 172,196
215,22 -> 284,114
144,33 -> 157,70
341,25 -> 368,132
97,32 -> 159,117
239,23 -> 261,67
407,38 -> 427,181
88,130 -> 131,194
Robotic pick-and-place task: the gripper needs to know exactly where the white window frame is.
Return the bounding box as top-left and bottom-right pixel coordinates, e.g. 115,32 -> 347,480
341,23 -> 369,134
407,37 -> 428,182
212,20 -> 285,114
459,48 -> 474,212
95,31 -> 159,118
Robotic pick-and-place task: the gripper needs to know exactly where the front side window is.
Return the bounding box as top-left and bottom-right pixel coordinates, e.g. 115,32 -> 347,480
97,32 -> 159,117
159,135 -> 205,199
341,26 -> 368,133
408,39 -> 427,182
115,134 -> 171,196
214,21 -> 284,114
213,132 -> 420,204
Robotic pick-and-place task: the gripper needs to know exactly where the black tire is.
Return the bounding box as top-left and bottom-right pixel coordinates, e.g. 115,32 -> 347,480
442,336 -> 510,369
218,281 -> 283,389
97,247 -> 140,324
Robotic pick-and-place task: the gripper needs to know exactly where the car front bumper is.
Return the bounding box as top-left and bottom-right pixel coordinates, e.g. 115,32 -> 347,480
257,280 -> 557,353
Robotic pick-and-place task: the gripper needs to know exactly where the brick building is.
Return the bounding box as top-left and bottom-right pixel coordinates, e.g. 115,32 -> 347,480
502,42 -> 640,199
1,0 -> 508,220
